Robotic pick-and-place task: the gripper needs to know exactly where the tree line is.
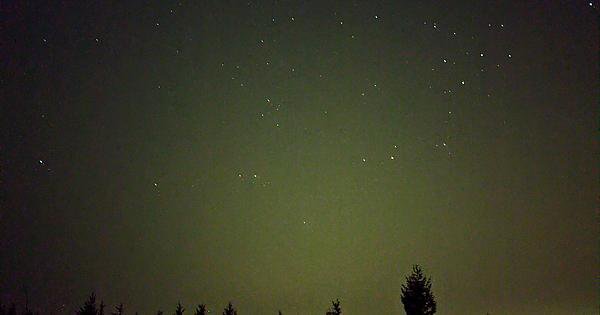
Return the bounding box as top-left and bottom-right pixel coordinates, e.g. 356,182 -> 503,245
0,265 -> 436,315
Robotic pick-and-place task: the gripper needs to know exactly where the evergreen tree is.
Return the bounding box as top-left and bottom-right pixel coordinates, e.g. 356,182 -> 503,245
328,299 -> 341,315
156,311 -> 163,315
99,301 -> 106,315
222,302 -> 236,315
400,265 -> 436,315
278,311 -> 282,315
78,293 -> 98,315
194,304 -> 206,315
174,302 -> 185,315
112,303 -> 124,315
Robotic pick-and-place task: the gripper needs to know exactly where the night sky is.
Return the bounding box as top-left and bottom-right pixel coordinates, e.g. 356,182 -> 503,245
2,1 -> 598,314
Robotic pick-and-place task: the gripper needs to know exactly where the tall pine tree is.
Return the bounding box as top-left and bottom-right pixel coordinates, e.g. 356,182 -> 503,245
174,302 -> 185,315
194,304 -> 206,315
328,299 -> 341,315
222,302 -> 236,315
112,303 -> 124,315
400,265 -> 436,315
78,293 -> 98,315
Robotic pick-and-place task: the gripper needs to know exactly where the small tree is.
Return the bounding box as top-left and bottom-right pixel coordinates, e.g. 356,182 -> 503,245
400,265 -> 436,315
278,311 -> 283,315
112,303 -> 124,315
327,299 -> 341,315
194,304 -> 206,315
222,302 -> 236,315
99,301 -> 106,315
175,302 -> 185,315
78,293 -> 98,315
156,311 -> 164,315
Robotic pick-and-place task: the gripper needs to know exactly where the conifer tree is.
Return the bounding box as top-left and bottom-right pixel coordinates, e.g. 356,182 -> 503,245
111,303 -> 124,315
222,302 -> 236,315
194,304 -> 206,315
175,302 -> 185,315
328,299 -> 341,315
400,265 -> 436,315
78,293 -> 98,315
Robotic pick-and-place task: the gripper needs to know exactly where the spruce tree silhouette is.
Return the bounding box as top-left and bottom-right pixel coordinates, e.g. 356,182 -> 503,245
112,303 -> 124,315
222,302 -> 237,315
99,301 -> 106,315
156,311 -> 164,315
278,311 -> 282,315
194,304 -> 206,315
400,265 -> 436,315
174,302 -> 185,315
78,293 -> 98,315
327,299 -> 341,315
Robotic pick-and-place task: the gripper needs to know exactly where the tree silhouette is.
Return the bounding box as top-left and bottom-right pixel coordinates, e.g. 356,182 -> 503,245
278,311 -> 283,315
400,265 -> 436,315
327,299 -> 341,315
222,302 -> 237,315
156,311 -> 164,315
194,304 -> 206,315
99,301 -> 106,315
174,302 -> 185,315
112,303 -> 124,315
78,293 -> 98,315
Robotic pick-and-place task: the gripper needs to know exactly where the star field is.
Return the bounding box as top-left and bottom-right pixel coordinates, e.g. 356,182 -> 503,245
1,1 -> 598,314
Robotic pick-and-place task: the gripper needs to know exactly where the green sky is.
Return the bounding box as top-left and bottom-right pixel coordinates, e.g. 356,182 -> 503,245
2,1 -> 597,314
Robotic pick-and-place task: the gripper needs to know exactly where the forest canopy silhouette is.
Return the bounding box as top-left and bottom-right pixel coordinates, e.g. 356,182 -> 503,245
0,266 -> 436,315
